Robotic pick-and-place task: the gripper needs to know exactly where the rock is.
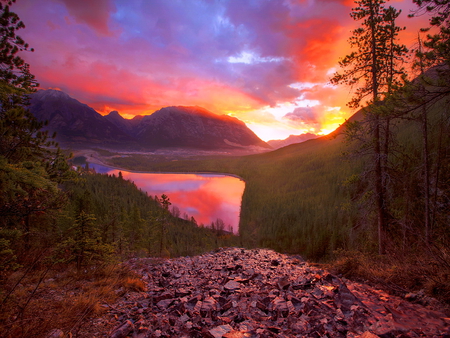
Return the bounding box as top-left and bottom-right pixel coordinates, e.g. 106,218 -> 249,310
359,332 -> 380,338
77,248 -> 450,338
208,324 -> 233,338
109,320 -> 134,338
156,298 -> 174,309
223,280 -> 240,291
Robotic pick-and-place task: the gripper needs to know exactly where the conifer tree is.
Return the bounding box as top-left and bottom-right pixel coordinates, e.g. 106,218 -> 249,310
157,194 -> 171,257
331,0 -> 408,254
411,0 -> 450,65
0,0 -> 69,260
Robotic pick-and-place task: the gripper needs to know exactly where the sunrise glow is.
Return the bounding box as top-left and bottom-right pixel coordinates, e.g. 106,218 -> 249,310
14,0 -> 430,141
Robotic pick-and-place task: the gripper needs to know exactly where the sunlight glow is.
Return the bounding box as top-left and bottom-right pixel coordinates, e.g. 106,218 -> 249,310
318,124 -> 340,135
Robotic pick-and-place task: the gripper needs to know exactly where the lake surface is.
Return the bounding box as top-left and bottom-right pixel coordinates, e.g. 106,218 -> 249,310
89,163 -> 245,233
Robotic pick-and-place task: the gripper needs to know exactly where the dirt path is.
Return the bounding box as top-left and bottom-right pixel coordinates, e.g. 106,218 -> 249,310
77,248 -> 450,337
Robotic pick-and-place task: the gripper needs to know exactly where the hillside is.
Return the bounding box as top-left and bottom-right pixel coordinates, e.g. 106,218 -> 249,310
107,122 -> 357,258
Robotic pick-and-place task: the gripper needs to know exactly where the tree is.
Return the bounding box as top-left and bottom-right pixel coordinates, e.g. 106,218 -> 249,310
58,211 -> 114,271
0,0 -> 46,162
331,0 -> 408,254
0,1 -> 69,263
411,0 -> 450,65
156,194 -> 171,257
406,0 -> 450,245
0,0 -> 37,92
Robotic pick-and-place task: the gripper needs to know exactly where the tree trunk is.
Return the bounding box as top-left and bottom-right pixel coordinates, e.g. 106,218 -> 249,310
369,0 -> 386,255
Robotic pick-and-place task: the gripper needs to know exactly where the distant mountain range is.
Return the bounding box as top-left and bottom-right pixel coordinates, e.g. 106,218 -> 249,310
29,89 -> 271,150
267,133 -> 318,149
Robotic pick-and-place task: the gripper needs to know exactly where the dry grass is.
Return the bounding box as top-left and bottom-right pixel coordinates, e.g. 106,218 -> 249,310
0,263 -> 145,338
123,277 -> 147,292
329,249 -> 450,308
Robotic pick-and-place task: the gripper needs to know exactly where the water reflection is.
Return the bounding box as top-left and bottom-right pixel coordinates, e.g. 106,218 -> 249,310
89,163 -> 244,233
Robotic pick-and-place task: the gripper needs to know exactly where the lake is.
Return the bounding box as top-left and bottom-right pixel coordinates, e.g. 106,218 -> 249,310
89,163 -> 245,233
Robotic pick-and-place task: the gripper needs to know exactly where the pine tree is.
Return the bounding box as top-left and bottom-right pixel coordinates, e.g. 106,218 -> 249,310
0,1 -> 69,261
331,0 -> 408,254
157,194 -> 171,257
411,0 -> 450,65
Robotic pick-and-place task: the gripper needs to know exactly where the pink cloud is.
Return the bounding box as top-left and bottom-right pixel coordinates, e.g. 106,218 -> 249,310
56,0 -> 116,36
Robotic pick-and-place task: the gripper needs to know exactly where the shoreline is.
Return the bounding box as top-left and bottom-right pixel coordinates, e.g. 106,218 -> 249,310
75,149 -> 245,181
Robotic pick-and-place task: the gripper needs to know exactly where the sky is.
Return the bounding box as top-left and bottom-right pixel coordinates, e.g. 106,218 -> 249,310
14,0 -> 430,141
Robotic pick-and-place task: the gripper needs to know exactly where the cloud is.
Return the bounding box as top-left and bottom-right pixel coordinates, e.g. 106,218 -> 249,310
56,0 -> 116,36
13,0 -> 428,140
16,0 -> 351,113
284,106 -> 319,124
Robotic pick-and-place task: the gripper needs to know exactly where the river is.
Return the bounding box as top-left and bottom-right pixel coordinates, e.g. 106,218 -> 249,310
89,163 -> 245,234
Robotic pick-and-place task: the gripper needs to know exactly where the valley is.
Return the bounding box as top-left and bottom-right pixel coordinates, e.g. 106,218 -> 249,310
72,145 -> 271,169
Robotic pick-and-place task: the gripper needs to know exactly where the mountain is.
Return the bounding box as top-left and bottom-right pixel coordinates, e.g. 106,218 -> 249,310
136,106 -> 271,149
29,89 -> 136,146
267,133 -> 318,149
29,89 -> 269,150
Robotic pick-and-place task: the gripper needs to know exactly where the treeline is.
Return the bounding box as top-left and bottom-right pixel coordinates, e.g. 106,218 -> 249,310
60,170 -> 238,261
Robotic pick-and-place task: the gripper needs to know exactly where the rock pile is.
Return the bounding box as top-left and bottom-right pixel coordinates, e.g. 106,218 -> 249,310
80,248 -> 450,337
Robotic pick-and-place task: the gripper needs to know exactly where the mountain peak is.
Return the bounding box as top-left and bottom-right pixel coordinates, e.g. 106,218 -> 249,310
107,110 -> 122,118
34,88 -> 71,100
28,91 -> 270,151
137,105 -> 270,149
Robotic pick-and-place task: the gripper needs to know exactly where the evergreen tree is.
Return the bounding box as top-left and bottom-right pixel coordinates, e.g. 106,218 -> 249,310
157,194 -> 171,257
411,0 -> 450,65
331,0 -> 408,254
58,211 -> 114,271
0,0 -> 69,263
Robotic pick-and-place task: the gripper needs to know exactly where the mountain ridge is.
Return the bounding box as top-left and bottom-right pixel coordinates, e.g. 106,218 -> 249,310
267,133 -> 318,149
29,89 -> 270,151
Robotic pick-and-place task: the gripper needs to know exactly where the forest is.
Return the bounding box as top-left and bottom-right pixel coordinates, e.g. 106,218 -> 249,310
0,0 -> 450,335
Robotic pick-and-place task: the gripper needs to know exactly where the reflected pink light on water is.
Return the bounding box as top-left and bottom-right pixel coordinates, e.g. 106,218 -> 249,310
97,166 -> 245,233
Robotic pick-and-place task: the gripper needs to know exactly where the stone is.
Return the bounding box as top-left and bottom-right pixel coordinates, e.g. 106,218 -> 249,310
359,332 -> 380,338
76,248 -> 450,338
223,280 -> 241,291
109,320 -> 134,338
208,324 -> 233,338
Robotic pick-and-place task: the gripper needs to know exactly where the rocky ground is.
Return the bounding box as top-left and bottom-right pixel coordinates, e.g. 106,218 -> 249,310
73,248 -> 450,338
